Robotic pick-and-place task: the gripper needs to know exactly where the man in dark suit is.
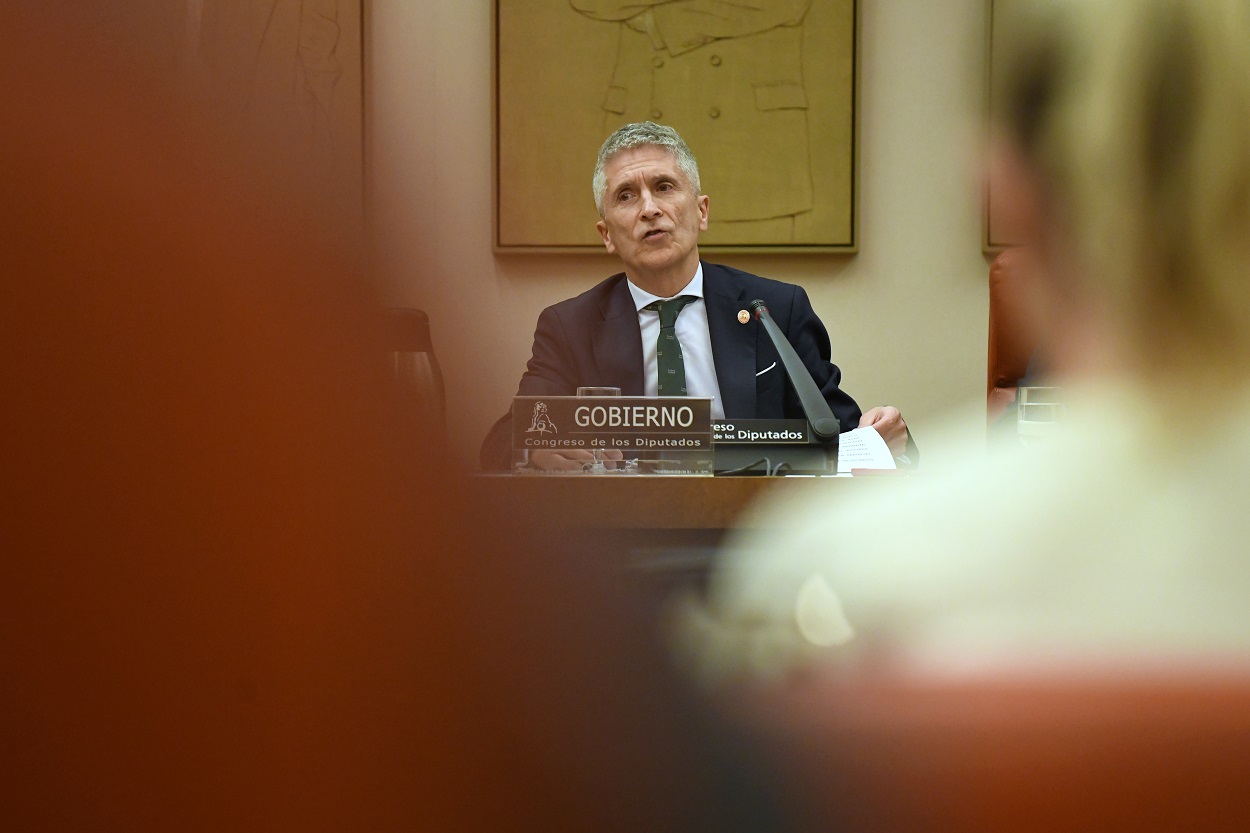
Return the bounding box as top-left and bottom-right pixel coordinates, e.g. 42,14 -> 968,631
481,122 -> 910,471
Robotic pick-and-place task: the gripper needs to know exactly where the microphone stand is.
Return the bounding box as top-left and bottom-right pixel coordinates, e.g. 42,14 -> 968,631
750,299 -> 840,443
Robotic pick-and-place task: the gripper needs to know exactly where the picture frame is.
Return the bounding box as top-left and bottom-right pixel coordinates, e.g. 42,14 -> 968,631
984,0 -> 1016,252
493,0 -> 859,254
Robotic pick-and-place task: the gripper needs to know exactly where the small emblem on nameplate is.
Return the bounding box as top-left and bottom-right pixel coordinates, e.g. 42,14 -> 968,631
525,401 -> 557,435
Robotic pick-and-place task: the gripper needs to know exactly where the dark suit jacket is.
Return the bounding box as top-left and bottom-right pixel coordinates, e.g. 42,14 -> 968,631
480,262 -> 865,470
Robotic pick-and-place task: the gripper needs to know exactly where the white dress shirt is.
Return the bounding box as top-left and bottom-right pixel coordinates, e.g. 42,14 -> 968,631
625,263 -> 727,419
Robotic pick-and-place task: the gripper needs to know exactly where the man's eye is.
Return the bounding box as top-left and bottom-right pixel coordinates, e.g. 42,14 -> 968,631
657,182 -> 673,191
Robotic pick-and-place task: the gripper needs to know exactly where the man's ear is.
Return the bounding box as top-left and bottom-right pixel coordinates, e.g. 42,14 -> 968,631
697,195 -> 709,231
596,219 -> 615,254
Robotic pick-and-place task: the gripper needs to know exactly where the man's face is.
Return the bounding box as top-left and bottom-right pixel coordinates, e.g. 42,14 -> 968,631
595,145 -> 709,290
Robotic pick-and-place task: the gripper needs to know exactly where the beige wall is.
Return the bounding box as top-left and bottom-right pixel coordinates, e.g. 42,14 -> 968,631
369,0 -> 994,468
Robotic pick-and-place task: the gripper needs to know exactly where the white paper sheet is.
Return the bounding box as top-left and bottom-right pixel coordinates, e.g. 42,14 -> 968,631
836,426 -> 897,473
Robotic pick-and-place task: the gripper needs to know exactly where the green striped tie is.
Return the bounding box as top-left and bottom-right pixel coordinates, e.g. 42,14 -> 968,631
645,295 -> 698,396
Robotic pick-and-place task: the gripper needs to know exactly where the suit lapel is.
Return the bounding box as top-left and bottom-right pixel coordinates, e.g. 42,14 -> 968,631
591,275 -> 646,395
703,263 -> 757,418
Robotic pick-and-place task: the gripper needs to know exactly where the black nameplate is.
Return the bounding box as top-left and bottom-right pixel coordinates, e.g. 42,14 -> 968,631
512,396 -> 713,455
712,419 -> 811,444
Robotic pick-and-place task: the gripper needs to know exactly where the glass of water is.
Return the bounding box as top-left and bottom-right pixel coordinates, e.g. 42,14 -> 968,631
576,386 -> 621,473
1017,386 -> 1064,444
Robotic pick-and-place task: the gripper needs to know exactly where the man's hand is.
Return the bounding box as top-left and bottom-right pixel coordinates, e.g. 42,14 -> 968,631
858,406 -> 909,457
528,448 -> 624,471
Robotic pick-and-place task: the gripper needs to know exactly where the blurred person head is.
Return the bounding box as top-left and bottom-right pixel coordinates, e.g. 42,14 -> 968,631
684,8 -> 1250,829
1,8 -> 780,832
988,0 -> 1250,391
684,0 -> 1250,698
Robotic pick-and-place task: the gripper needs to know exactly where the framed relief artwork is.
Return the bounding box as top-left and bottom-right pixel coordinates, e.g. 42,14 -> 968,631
494,0 -> 859,253
984,0 -> 1019,252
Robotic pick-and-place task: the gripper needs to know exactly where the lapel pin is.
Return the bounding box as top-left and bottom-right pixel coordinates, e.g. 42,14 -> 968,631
737,309 -> 750,324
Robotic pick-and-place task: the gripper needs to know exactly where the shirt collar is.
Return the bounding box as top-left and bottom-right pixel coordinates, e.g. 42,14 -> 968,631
626,262 -> 704,312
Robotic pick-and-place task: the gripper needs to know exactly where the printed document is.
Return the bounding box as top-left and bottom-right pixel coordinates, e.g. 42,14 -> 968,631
836,426 -> 897,473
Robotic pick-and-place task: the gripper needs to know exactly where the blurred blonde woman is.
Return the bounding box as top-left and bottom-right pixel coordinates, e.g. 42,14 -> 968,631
688,0 -> 1250,680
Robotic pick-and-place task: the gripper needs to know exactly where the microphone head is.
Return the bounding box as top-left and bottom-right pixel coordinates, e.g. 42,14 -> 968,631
749,299 -> 768,318
811,416 -> 841,442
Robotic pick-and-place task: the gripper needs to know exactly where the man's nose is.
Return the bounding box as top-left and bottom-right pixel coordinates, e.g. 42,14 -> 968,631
639,188 -> 662,217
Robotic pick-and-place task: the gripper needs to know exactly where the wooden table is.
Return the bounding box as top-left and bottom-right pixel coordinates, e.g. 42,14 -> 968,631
468,474 -> 904,620
468,474 -> 900,532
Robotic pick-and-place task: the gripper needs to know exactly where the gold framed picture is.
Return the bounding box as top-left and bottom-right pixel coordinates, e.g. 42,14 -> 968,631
494,0 -> 858,254
984,0 -> 1018,252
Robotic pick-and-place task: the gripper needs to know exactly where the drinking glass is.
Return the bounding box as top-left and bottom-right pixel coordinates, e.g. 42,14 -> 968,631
576,386 -> 621,473
1017,386 -> 1064,445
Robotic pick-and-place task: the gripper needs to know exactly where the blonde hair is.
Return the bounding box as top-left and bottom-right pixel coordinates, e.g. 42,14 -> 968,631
994,0 -> 1250,380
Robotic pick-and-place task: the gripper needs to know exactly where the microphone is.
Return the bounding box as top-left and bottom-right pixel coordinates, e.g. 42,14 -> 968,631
750,299 -> 841,442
